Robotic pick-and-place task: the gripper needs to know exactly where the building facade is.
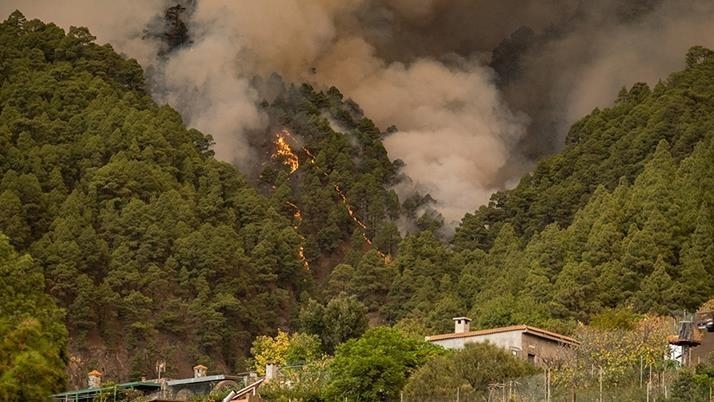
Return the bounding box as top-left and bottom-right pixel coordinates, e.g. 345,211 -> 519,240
426,317 -> 578,366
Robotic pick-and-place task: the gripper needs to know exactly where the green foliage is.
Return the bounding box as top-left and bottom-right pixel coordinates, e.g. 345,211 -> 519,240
326,327 -> 441,402
0,234 -> 67,400
438,47 -> 714,325
668,369 -> 714,402
0,12 -> 309,380
590,307 -> 640,330
258,356 -> 331,402
668,355 -> 714,401
403,342 -> 536,401
250,330 -> 321,375
298,294 -> 368,354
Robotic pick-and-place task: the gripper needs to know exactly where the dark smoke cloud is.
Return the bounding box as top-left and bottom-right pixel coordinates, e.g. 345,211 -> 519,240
3,0 -> 714,224
491,0 -> 668,159
355,0 -> 577,62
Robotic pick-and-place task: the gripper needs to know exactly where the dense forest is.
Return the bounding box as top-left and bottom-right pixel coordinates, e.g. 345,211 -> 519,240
2,9 -> 714,400
316,45 -> 714,336
0,10 -> 313,385
0,10 -> 428,389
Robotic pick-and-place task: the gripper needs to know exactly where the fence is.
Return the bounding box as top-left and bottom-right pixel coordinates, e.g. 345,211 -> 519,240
400,364 -> 682,402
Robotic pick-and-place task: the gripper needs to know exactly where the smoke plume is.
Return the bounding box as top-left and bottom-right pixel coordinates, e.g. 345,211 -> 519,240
4,0 -> 714,224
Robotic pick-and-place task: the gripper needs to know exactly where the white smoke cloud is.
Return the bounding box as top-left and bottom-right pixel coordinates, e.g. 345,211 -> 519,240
318,56 -> 526,222
4,0 -> 714,224
156,35 -> 266,166
184,1 -> 526,224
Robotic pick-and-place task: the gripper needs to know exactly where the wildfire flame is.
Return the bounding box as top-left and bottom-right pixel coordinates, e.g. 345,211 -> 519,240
278,128 -> 387,259
273,132 -> 299,173
333,184 -> 367,229
298,246 -> 309,270
285,201 -> 309,270
286,201 -> 302,229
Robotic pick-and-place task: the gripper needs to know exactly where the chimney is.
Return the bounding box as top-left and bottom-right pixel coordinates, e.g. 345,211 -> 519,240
453,317 -> 471,334
193,364 -> 207,378
265,364 -> 277,382
88,370 -> 103,388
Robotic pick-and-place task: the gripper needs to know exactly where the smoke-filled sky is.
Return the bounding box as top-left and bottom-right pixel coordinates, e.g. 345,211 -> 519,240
4,0 -> 714,223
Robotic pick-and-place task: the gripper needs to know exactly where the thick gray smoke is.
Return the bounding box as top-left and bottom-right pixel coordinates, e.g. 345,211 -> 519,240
4,1 -> 714,224
493,0 -> 714,159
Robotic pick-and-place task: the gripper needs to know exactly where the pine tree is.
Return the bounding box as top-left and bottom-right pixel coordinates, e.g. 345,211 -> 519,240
675,205 -> 714,310
633,255 -> 677,314
0,233 -> 67,399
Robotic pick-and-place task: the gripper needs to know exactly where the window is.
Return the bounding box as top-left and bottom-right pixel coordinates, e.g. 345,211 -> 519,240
528,353 -> 536,364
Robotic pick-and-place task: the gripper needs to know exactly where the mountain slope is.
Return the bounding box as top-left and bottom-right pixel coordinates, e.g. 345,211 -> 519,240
0,10 -> 428,388
4,8 -> 714,394
0,11 -> 310,384
379,46 -> 714,333
455,46 -> 714,249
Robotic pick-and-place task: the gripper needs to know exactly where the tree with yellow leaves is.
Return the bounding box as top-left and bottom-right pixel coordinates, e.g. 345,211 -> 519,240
249,330 -> 321,376
549,314 -> 673,399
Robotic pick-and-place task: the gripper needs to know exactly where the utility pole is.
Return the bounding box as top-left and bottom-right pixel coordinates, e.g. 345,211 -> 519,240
546,369 -> 551,402
646,364 -> 653,402
646,380 -> 650,402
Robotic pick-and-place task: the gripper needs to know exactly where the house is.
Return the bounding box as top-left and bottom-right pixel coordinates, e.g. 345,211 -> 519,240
51,364 -> 256,401
689,331 -> 714,366
425,317 -> 578,366
669,315 -> 714,366
50,372 -> 162,401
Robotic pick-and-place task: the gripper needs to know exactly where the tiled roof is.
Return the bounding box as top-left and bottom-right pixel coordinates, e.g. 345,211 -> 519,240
425,325 -> 579,346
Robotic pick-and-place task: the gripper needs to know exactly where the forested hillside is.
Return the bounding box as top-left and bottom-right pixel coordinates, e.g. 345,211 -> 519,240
0,11 -> 316,384
457,47 -> 714,248
0,10 -> 424,389
3,8 -> 714,398
378,46 -> 714,333
254,81 -> 433,272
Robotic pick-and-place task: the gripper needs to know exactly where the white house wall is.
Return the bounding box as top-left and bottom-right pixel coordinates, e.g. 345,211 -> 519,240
431,331 -> 523,354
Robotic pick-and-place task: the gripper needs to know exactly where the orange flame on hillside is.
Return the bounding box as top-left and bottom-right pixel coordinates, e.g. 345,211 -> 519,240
273,133 -> 299,173
278,128 -> 386,259
285,201 -> 309,270
334,184 -> 367,229
286,201 -> 302,229
298,246 -> 309,270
